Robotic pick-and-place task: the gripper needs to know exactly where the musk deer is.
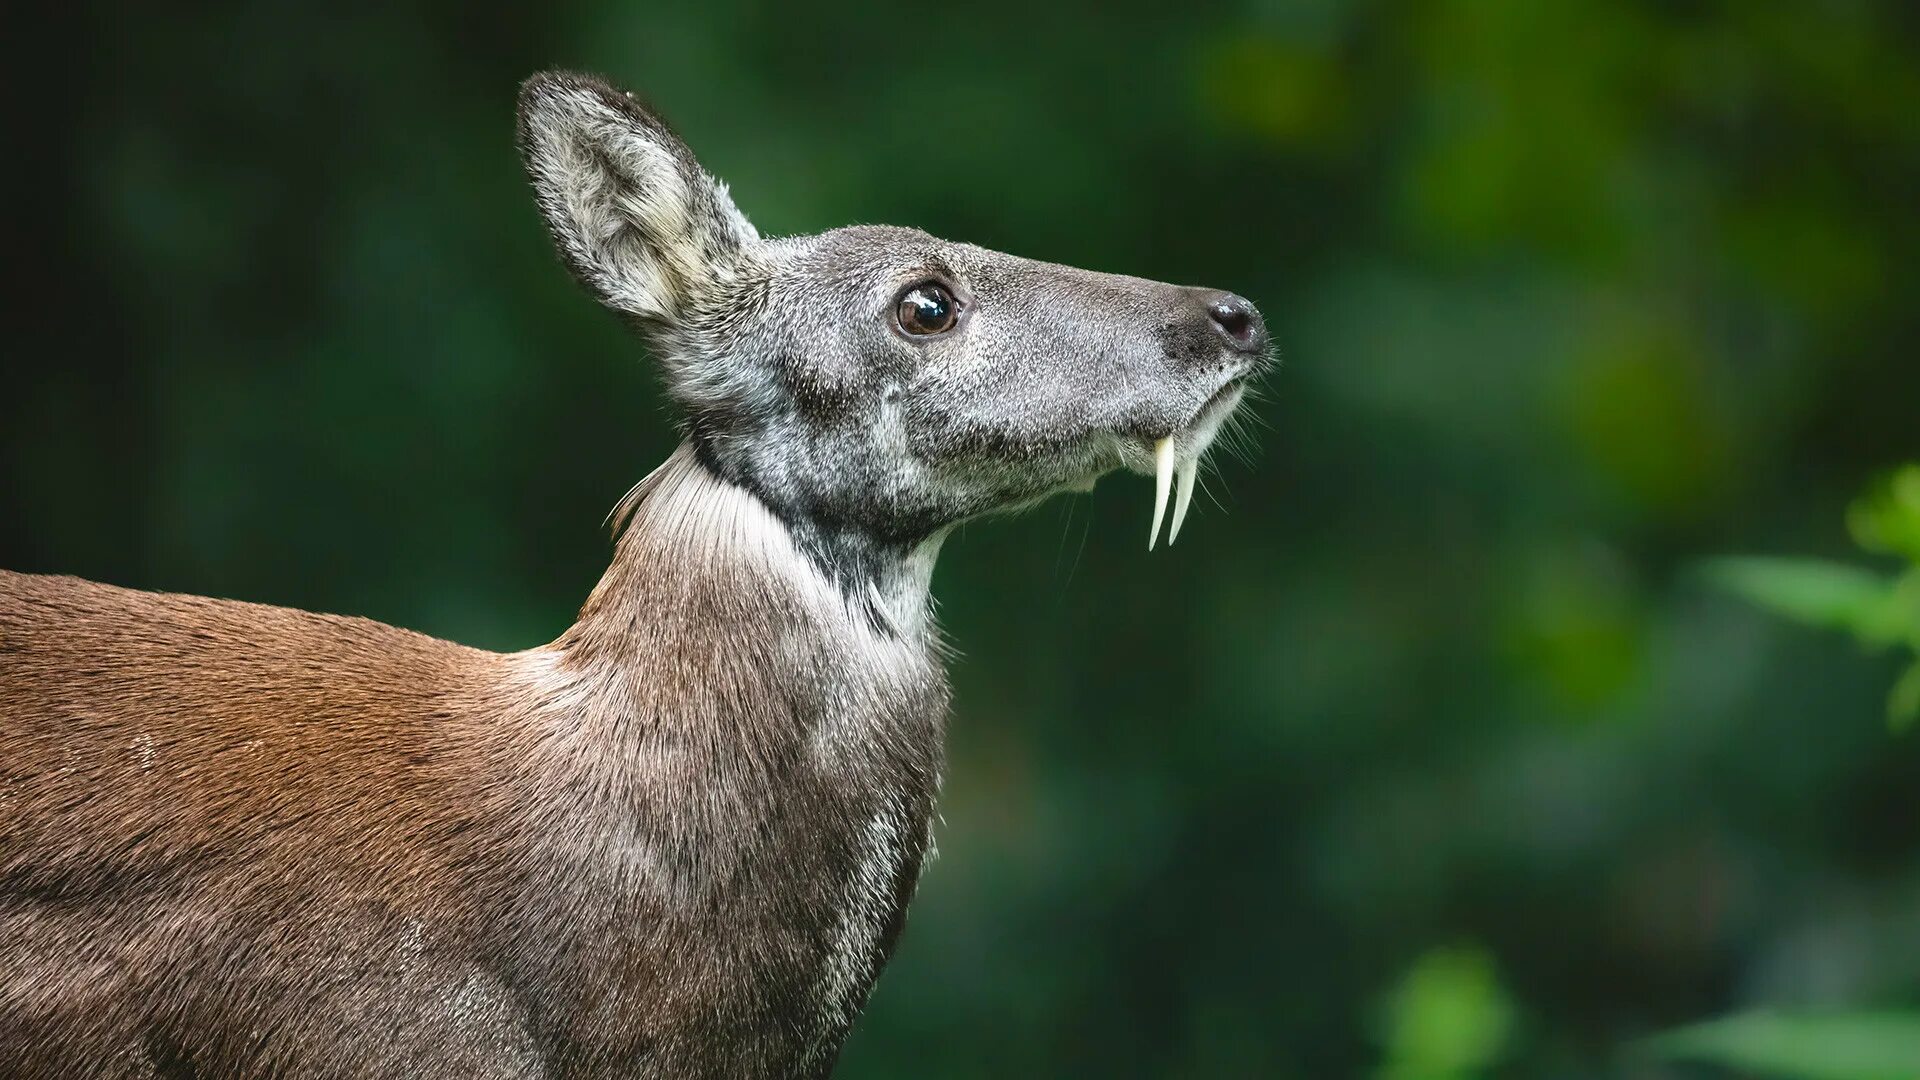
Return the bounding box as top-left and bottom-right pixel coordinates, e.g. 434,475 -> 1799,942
0,71 -> 1271,1078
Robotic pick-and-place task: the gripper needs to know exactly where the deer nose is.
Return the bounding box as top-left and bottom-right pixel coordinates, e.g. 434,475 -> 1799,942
1192,289 -> 1267,354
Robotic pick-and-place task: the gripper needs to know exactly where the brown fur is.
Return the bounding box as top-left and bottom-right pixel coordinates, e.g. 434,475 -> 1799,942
0,571 -> 522,1075
0,450 -> 946,1078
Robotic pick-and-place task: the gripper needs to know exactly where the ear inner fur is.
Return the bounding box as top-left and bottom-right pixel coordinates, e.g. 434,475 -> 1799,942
517,71 -> 758,323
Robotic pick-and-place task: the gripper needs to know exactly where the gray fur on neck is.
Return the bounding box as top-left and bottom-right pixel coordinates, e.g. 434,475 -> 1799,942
590,441 -> 944,642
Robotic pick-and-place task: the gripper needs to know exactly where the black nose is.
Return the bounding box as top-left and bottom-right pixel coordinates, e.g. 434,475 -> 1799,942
1194,289 -> 1267,353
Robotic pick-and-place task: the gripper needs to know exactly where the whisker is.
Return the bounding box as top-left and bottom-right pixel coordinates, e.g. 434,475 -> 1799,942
1062,495 -> 1094,589
1051,498 -> 1077,579
1200,456 -> 1231,513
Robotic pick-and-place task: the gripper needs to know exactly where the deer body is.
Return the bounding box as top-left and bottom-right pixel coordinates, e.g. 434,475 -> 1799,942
3,448 -> 943,1077
0,71 -> 1268,1078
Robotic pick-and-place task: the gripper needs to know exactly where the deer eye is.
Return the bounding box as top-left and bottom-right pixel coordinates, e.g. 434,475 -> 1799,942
896,283 -> 959,336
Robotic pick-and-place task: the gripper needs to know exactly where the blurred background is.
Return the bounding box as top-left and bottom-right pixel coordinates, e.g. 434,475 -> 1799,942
6,1 -> 1919,1075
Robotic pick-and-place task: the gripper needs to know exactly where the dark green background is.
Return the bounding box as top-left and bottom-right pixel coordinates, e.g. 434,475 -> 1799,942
7,2 -> 1918,1076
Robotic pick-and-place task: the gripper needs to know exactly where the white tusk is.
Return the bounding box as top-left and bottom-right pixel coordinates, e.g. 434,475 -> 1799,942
1148,437 -> 1175,550
1169,456 -> 1198,545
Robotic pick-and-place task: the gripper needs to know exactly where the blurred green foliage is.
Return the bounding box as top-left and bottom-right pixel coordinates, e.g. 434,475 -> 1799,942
1647,1012 -> 1920,1080
6,0 -> 1920,1076
1375,945 -> 1515,1080
1647,471 -> 1920,1078
1709,466 -> 1920,728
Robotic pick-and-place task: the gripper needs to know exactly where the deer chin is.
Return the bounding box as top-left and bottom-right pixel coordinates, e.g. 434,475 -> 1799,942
1128,378 -> 1247,550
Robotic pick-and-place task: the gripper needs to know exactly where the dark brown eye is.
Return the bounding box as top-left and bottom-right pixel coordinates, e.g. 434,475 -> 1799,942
896,283 -> 959,336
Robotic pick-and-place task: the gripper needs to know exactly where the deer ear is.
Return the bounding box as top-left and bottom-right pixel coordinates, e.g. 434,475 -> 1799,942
517,71 -> 759,323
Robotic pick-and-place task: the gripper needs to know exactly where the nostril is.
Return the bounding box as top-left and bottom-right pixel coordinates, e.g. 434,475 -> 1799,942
1201,292 -> 1262,351
1208,299 -> 1251,341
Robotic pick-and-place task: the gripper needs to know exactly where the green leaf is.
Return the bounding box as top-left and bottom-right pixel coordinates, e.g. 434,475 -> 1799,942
1891,661 -> 1920,733
1703,557 -> 1905,645
1848,465 -> 1920,563
1895,568 -> 1920,651
1645,1011 -> 1920,1080
1375,945 -> 1514,1080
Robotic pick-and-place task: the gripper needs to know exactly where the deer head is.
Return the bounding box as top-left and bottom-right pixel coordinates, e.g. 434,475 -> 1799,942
518,72 -> 1271,589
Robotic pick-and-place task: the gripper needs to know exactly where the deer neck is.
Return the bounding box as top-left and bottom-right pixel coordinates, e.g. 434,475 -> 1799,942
548,441 -> 948,747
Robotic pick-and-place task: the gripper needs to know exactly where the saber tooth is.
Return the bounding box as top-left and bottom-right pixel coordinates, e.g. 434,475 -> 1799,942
1168,456 -> 1198,545
1148,436 -> 1175,550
